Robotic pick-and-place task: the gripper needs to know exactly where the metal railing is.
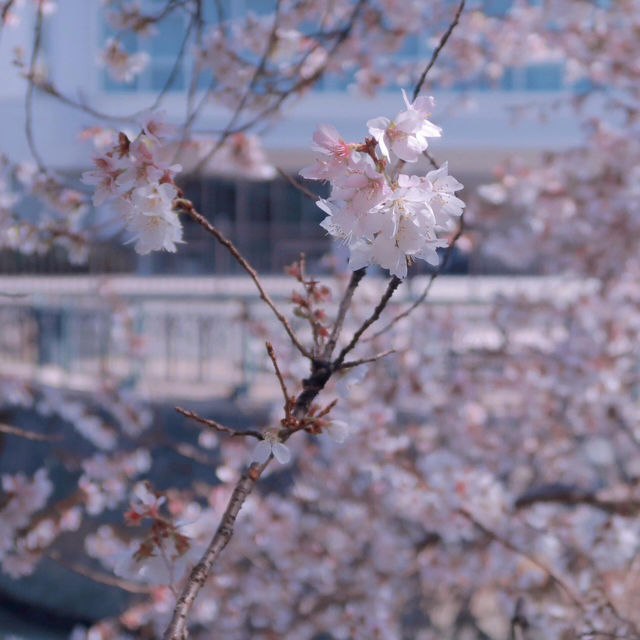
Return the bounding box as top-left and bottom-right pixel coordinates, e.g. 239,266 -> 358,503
0,275 -> 581,402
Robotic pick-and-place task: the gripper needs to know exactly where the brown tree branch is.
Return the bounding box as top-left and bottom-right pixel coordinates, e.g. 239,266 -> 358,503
162,459 -> 267,640
164,306 -> 355,639
0,422 -> 62,441
338,349 -> 395,370
334,275 -> 403,367
164,272 -> 401,639
423,148 -> 440,170
322,267 -> 367,360
411,0 -> 466,102
367,210 -> 465,341
175,407 -> 263,440
146,10 -> 196,112
175,198 -> 312,359
47,550 -> 154,595
265,341 -> 290,407
459,508 -> 585,612
510,598 -> 530,640
514,483 -> 640,517
276,168 -> 320,201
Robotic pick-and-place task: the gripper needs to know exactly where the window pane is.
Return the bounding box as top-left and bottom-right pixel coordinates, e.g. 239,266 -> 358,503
150,63 -> 186,91
151,18 -> 188,57
525,63 -> 564,90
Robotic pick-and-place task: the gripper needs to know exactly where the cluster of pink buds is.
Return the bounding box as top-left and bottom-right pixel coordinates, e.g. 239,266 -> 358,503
301,90 -> 465,278
82,111 -> 183,255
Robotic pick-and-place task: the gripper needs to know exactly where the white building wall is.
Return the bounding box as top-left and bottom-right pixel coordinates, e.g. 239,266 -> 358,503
0,1 -> 584,172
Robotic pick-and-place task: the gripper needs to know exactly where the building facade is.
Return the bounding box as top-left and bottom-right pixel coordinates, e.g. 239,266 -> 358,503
0,0 -> 582,274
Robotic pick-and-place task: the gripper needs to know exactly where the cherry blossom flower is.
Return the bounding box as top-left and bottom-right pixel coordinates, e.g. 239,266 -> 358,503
138,110 -> 176,143
82,116 -> 183,255
122,183 -> 183,254
98,38 -> 149,83
324,420 -> 350,443
127,482 -> 166,521
300,124 -> 356,181
251,430 -> 291,465
366,90 -> 441,162
304,92 -> 463,278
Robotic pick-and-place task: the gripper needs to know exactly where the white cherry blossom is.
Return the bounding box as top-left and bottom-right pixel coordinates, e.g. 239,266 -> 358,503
123,183 -> 183,254
304,92 -> 463,278
251,430 -> 292,465
367,90 -> 441,162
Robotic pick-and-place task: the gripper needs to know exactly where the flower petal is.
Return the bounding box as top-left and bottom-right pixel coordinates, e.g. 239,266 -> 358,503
272,442 -> 291,464
251,440 -> 272,464
327,420 -> 349,443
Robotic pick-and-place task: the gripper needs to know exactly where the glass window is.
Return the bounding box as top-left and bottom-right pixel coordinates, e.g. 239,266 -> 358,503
525,63 -> 564,91
245,0 -> 278,15
482,0 -> 512,16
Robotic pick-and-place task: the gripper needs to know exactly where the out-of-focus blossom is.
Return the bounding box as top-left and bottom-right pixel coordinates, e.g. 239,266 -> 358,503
251,430 -> 291,465
98,37 -> 149,83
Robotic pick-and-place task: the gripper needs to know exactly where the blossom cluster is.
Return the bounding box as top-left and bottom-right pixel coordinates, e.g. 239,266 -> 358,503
82,111 -> 183,255
301,91 -> 464,278
98,37 -> 150,83
176,132 -> 276,180
0,155 -> 89,263
0,469 -> 53,577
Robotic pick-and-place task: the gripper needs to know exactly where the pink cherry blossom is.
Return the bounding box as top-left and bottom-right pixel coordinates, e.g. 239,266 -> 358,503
300,124 -> 356,181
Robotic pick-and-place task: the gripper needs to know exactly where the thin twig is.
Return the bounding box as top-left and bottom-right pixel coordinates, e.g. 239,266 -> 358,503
33,81 -> 135,122
411,0 -> 466,102
192,0 -> 284,174
0,422 -> 62,442
191,0 -> 367,165
175,407 -> 263,440
171,441 -> 217,466
265,341 -> 290,406
459,508 -> 584,611
338,349 -> 395,370
367,210 -> 465,341
147,11 -> 196,113
423,148 -> 440,170
47,551 -> 154,594
334,276 -> 403,367
514,482 -> 640,516
277,167 -> 319,201
295,254 -> 320,352
0,0 -> 17,45
184,0 -> 204,127
165,305 -> 345,640
315,398 -> 338,419
175,198 -> 312,359
510,598 -> 529,640
322,268 -> 366,360
25,2 -> 46,171
163,461 -> 268,640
